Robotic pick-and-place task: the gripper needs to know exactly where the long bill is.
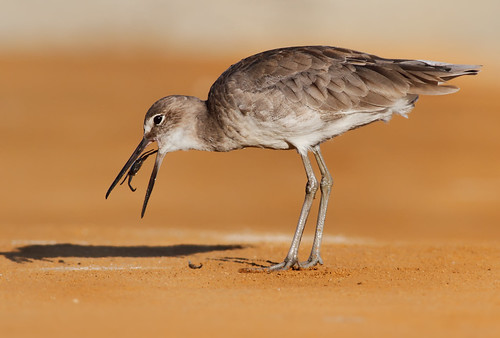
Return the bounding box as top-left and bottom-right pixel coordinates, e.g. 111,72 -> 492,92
105,138 -> 150,199
141,150 -> 166,218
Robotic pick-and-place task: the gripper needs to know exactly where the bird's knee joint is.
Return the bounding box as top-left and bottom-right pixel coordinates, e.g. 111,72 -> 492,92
305,178 -> 318,194
320,176 -> 333,189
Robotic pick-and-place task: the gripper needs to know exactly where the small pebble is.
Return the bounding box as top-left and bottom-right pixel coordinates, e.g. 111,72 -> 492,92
188,261 -> 203,269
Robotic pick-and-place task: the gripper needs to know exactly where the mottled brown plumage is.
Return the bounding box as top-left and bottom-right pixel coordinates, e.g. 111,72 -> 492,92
106,46 -> 480,270
204,46 -> 478,154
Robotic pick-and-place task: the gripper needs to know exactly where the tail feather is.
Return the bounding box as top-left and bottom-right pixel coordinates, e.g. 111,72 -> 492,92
440,64 -> 482,81
397,60 -> 481,95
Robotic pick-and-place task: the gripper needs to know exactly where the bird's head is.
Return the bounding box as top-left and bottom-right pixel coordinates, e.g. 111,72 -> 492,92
105,95 -> 206,217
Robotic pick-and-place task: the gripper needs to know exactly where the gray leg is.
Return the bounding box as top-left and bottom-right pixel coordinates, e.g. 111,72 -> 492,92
268,152 -> 318,270
300,145 -> 333,268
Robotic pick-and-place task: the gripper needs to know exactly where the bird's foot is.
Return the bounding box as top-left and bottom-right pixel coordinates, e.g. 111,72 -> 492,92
239,254 -> 324,272
299,255 -> 323,269
266,257 -> 300,271
239,257 -> 299,272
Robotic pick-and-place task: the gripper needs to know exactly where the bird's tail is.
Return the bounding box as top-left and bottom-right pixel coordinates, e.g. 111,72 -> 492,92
396,60 -> 481,95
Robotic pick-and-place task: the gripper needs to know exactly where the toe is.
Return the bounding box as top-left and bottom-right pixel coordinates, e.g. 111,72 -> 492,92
267,257 -> 299,271
299,256 -> 323,269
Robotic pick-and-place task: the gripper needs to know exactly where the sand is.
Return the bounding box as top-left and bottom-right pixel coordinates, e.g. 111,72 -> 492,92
1,52 -> 499,337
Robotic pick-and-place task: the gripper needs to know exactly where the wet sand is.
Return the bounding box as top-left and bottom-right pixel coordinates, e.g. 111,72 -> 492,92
1,52 -> 499,337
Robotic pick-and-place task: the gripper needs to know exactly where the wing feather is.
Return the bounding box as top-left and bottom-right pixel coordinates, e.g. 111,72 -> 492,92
208,46 -> 480,117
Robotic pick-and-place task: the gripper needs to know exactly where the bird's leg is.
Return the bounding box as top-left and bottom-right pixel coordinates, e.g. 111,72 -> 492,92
300,145 -> 333,269
267,153 -> 318,271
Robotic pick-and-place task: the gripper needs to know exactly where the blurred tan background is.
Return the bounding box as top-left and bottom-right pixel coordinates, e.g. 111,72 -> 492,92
1,0 -> 499,241
1,2 -> 500,337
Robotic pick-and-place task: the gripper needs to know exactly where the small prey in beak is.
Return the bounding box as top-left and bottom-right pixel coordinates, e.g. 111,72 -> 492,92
119,149 -> 158,192
106,138 -> 166,218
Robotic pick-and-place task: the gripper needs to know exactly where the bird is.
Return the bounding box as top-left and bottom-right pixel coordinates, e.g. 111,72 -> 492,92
105,46 -> 480,270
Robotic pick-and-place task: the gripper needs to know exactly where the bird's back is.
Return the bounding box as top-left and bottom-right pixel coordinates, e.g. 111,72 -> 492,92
206,46 -> 479,153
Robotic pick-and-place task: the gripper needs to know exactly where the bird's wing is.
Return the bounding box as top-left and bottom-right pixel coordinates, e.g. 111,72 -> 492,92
212,46 -> 479,114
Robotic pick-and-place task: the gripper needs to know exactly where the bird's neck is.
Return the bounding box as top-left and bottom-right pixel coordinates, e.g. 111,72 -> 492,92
159,96 -> 240,152
192,100 -> 239,152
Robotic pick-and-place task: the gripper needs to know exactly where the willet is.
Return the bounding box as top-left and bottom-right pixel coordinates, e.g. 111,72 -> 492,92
106,46 -> 480,270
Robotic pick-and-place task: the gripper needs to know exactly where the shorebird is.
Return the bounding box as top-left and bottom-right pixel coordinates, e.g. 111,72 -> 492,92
106,46 -> 479,270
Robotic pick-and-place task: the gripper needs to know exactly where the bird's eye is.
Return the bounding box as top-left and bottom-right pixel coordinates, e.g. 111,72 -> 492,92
153,115 -> 164,125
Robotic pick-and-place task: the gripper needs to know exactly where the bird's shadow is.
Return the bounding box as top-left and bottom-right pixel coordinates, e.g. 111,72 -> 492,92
0,243 -> 246,263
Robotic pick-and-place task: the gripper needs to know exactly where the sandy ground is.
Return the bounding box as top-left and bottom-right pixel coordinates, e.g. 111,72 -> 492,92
1,52 -> 499,337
